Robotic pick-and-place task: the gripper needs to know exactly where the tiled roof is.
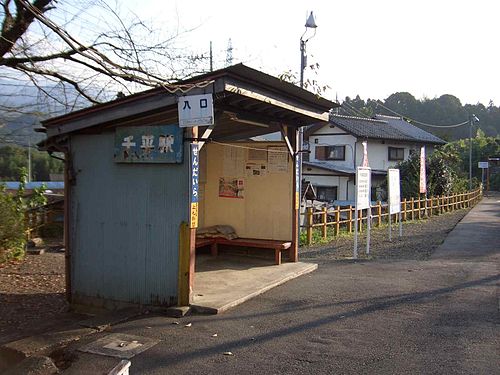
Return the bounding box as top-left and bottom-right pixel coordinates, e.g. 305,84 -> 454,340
329,114 -> 445,145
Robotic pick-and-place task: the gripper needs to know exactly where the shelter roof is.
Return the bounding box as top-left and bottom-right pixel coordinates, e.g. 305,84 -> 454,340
41,64 -> 337,143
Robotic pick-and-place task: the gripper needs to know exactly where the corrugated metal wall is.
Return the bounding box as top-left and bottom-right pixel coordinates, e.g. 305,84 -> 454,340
70,132 -> 189,306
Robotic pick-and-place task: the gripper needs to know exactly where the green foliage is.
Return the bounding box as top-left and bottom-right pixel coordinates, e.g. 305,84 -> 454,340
397,133 -> 500,197
0,145 -> 63,181
0,185 -> 26,263
342,93 -> 500,140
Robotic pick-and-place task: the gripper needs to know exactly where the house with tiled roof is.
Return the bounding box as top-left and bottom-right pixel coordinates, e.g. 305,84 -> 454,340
303,114 -> 446,203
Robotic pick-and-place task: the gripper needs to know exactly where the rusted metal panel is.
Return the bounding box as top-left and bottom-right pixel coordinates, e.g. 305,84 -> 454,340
70,132 -> 189,306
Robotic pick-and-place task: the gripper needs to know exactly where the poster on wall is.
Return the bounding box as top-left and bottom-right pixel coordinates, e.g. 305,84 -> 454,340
219,177 -> 245,198
223,146 -> 245,176
245,162 -> 267,177
114,124 -> 183,163
267,146 -> 288,173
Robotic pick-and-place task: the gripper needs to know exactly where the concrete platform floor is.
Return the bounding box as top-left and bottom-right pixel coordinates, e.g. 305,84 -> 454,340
191,255 -> 317,314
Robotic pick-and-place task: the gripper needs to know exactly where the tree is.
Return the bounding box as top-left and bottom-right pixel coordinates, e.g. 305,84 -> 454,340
1,0 -> 207,118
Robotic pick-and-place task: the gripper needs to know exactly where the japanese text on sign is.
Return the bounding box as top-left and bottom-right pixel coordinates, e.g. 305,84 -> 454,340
356,167 -> 371,210
190,144 -> 199,228
114,125 -> 183,163
178,94 -> 214,127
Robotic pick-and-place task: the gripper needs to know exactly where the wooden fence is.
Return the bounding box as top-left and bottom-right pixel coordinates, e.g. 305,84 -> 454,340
302,188 -> 482,246
25,200 -> 64,239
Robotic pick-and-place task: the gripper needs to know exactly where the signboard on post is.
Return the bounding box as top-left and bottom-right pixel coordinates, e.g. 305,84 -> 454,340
388,169 -> 401,215
356,167 -> 371,210
478,161 -> 489,169
354,167 -> 371,258
388,168 -> 403,241
190,143 -> 199,228
178,94 -> 214,128
419,145 -> 427,194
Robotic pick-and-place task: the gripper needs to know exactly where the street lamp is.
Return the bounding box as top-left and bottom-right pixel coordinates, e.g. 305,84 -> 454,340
298,11 -> 318,212
469,114 -> 479,191
300,11 -> 318,88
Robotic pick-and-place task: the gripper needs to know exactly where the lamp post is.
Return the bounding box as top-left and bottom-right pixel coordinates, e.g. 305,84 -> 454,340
298,11 -> 317,212
300,11 -> 318,89
469,114 -> 479,191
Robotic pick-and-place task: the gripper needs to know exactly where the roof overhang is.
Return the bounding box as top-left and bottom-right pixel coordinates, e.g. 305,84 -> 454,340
41,64 -> 337,142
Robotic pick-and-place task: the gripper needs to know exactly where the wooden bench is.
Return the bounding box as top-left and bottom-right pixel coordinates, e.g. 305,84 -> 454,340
195,237 -> 292,265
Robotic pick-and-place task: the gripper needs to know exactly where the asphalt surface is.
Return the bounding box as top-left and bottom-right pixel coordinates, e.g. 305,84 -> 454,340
65,194 -> 499,374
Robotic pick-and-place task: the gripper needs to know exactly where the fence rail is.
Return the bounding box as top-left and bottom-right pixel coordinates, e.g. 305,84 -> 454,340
301,188 -> 482,246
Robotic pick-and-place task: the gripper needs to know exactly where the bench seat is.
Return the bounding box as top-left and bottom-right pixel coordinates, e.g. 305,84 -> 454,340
195,237 -> 292,265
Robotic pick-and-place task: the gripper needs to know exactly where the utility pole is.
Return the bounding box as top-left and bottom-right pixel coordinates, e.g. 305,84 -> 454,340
209,41 -> 213,72
28,134 -> 32,183
469,114 -> 479,191
225,38 -> 233,67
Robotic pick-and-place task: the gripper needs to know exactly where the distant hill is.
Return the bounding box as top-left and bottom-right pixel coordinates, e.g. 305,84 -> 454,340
341,93 -> 500,141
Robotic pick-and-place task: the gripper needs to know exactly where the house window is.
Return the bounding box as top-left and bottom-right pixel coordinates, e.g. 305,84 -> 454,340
388,147 -> 404,161
315,145 -> 346,161
316,186 -> 338,202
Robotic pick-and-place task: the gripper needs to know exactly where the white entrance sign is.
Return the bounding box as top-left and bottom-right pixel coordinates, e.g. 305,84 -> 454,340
356,167 -> 371,210
478,161 -> 489,169
388,169 -> 401,214
178,94 -> 214,127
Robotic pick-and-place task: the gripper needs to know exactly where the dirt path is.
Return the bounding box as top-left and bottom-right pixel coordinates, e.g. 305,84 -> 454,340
0,249 -> 84,345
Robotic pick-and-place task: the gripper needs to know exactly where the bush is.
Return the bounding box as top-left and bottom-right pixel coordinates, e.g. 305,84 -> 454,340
0,186 -> 26,263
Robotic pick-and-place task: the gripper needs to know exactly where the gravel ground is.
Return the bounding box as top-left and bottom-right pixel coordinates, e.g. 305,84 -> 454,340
0,208 -> 469,346
300,209 -> 469,261
0,246 -> 85,345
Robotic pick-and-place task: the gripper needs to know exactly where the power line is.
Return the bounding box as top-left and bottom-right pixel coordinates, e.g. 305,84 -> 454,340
341,101 -> 372,119
375,101 -> 469,128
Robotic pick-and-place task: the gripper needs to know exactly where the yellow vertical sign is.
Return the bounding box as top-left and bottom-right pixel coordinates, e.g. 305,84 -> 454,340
190,202 -> 198,229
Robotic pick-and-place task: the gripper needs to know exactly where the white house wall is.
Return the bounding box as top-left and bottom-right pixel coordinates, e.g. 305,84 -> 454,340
306,123 -> 438,203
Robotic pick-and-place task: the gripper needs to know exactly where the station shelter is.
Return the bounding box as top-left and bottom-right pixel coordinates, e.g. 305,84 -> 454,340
40,64 -> 335,309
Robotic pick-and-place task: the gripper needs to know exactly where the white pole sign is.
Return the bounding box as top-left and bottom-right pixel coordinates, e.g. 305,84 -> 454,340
178,94 -> 214,128
356,167 -> 371,210
354,167 -> 371,258
388,169 -> 401,215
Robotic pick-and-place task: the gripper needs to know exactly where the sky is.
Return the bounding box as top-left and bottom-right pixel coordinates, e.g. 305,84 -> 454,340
106,0 -> 499,106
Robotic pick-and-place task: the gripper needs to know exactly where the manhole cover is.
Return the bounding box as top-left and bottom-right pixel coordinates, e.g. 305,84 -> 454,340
78,333 -> 160,359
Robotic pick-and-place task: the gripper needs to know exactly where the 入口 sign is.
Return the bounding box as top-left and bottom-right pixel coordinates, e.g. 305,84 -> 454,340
178,94 -> 214,128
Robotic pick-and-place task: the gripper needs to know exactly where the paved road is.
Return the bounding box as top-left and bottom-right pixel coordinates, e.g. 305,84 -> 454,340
67,195 -> 499,374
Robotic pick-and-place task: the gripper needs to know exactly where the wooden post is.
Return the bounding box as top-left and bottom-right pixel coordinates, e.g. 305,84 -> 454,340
187,126 -> 198,302
335,206 -> 340,236
377,201 -> 382,227
440,196 -> 444,214
410,197 -> 415,221
417,196 -> 422,220
348,205 -> 353,233
359,209 -> 363,233
306,207 -> 313,245
429,196 -> 433,216
403,198 -> 407,221
322,207 -> 328,239
178,222 -> 190,306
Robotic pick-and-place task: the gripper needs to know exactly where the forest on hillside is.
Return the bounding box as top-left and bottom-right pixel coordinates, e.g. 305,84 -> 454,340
340,93 -> 499,141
